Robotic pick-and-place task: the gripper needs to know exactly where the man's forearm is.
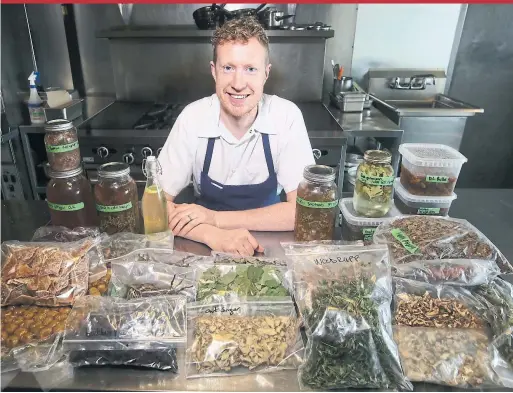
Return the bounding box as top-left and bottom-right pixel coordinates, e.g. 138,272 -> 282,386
214,202 -> 295,231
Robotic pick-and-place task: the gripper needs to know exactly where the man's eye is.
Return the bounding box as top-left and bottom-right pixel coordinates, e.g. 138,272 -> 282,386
247,67 -> 257,73
222,66 -> 233,72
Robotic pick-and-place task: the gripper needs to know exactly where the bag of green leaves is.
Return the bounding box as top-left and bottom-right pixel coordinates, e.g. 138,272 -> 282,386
196,264 -> 292,303
285,244 -> 411,390
186,297 -> 303,378
211,251 -> 287,267
393,277 -> 507,388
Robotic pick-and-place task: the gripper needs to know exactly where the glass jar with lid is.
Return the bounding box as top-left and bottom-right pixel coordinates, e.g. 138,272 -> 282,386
44,119 -> 81,171
46,166 -> 98,228
294,165 -> 338,241
94,162 -> 140,235
353,150 -> 394,217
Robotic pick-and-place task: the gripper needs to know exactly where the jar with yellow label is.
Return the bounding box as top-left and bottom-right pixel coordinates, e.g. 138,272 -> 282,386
294,165 -> 338,241
353,150 -> 394,217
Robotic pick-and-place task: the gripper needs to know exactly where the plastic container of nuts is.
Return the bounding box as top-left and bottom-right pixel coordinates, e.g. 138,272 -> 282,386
399,143 -> 467,196
394,178 -> 457,217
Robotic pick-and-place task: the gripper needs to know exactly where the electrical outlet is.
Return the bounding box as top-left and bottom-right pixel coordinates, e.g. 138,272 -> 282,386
1,165 -> 25,199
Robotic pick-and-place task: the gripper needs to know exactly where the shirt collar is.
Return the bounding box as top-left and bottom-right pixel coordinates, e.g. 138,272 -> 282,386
197,94 -> 277,138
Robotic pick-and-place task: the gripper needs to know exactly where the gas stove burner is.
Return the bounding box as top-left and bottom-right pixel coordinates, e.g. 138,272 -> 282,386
147,103 -> 170,117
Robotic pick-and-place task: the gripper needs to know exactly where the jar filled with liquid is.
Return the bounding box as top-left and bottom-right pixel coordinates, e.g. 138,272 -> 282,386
94,162 -> 140,235
353,150 -> 394,217
46,166 -> 98,228
142,156 -> 168,234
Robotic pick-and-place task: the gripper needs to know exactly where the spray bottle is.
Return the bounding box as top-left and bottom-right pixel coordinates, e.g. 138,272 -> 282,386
27,71 -> 45,124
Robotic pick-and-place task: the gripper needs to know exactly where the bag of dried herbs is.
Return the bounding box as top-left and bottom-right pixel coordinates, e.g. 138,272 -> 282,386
196,264 -> 292,303
281,240 -> 364,257
109,260 -> 207,301
373,216 -> 512,273
211,251 -> 287,267
287,244 -> 412,390
63,295 -> 186,372
186,298 -> 303,378
100,231 -> 174,263
393,277 -> 507,388
112,249 -> 214,267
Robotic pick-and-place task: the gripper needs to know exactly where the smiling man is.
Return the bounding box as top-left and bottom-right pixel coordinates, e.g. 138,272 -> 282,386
158,17 -> 315,255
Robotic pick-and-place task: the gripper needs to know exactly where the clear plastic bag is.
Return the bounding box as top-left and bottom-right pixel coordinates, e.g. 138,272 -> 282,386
287,245 -> 411,390
111,248 -> 213,267
474,278 -> 513,338
109,260 -> 203,301
30,355 -> 74,392
31,226 -> 101,242
186,297 -> 303,378
211,251 -> 287,267
281,240 -> 365,256
63,295 -> 186,351
490,328 -> 513,388
196,264 -> 292,303
373,216 -> 511,272
392,259 -> 500,286
101,231 -> 174,262
1,237 -> 99,306
0,368 -> 19,390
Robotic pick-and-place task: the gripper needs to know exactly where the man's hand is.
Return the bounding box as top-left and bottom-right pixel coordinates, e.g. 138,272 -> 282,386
206,228 -> 264,256
168,203 -> 217,236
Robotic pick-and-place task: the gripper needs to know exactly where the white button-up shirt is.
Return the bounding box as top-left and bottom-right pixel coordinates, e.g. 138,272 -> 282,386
158,94 -> 315,198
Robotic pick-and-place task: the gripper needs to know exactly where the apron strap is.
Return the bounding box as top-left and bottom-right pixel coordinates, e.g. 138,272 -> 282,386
262,133 -> 275,176
203,137 -> 216,174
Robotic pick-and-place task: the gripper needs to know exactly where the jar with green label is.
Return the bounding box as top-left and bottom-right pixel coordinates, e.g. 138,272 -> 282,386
353,150 -> 394,217
94,162 -> 140,235
44,119 -> 81,171
46,166 -> 98,228
294,165 -> 338,241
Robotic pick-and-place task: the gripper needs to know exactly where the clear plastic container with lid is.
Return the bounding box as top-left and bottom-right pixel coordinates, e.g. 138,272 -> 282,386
339,197 -> 400,244
393,178 -> 457,217
399,143 -> 467,196
294,165 -> 338,241
44,119 -> 81,171
94,162 -> 140,235
46,166 -> 98,228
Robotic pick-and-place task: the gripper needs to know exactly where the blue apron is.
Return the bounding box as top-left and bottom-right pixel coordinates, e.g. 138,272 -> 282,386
197,133 -> 280,211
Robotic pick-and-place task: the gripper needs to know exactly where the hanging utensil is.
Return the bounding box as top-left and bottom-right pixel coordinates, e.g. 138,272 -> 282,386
118,4 -> 133,25
23,5 -> 38,73
337,66 -> 344,81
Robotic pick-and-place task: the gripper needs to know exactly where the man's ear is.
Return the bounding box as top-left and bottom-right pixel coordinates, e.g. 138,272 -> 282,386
265,64 -> 272,81
210,61 -> 216,82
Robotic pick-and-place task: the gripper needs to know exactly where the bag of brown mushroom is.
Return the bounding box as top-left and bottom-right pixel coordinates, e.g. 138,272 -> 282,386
186,297 -> 304,378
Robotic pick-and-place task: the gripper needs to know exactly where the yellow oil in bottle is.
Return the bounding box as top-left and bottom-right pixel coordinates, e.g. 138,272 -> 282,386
142,157 -> 168,235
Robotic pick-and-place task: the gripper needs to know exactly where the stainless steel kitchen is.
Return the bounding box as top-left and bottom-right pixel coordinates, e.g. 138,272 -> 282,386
1,2 -> 513,392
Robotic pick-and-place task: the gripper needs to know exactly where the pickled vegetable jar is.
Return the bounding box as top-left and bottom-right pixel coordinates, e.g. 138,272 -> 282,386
44,119 -> 81,171
46,166 -> 98,228
353,150 -> 394,217
94,162 -> 140,235
294,165 -> 338,241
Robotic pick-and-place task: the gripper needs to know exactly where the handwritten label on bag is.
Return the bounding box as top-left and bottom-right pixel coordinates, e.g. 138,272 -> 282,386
358,173 -> 394,186
362,228 -> 376,241
96,202 -> 133,213
425,175 -> 449,183
46,141 -> 79,153
391,228 -> 419,254
204,306 -> 241,316
417,207 -> 441,215
47,201 -> 84,212
314,255 -> 360,265
296,197 -> 338,209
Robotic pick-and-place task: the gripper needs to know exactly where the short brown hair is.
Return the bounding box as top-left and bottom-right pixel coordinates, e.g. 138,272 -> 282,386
212,17 -> 270,64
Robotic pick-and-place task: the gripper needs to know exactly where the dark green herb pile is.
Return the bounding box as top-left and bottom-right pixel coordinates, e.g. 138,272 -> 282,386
196,265 -> 289,301
300,276 -> 410,390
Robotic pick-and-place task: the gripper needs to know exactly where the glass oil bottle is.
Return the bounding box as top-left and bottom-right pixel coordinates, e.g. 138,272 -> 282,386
142,156 -> 168,234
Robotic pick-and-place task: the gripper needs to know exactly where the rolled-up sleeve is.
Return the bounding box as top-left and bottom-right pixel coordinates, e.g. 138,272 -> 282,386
276,105 -> 315,193
158,111 -> 194,197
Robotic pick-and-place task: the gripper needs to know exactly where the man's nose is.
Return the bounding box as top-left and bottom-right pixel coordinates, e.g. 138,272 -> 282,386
231,69 -> 246,91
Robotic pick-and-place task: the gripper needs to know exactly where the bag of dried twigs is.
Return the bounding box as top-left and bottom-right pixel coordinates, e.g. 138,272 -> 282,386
186,297 -> 303,378
211,251 -> 287,267
373,215 -> 512,275
112,248 -> 214,267
109,260 -> 208,301
393,277 -> 508,388
100,231 -> 174,263
285,244 -> 411,390
63,295 -> 186,372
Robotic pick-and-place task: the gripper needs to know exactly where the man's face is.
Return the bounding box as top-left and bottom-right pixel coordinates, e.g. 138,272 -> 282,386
211,37 -> 271,118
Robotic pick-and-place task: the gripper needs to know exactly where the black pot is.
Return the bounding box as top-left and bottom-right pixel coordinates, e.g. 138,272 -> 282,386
193,4 -> 225,30
220,4 -> 266,23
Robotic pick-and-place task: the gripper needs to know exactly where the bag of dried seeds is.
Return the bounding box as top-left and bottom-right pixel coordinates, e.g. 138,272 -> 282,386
196,264 -> 292,303
101,231 -> 174,263
286,244 -> 411,390
186,297 -> 303,378
393,277 -> 506,388
1,237 -> 100,306
211,251 -> 287,266
109,260 -> 207,301
373,215 -> 512,274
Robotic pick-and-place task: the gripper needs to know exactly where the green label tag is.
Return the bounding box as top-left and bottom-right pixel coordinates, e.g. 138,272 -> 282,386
47,201 -> 84,212
296,197 -> 338,209
425,175 -> 449,183
362,228 -> 376,241
417,207 -> 441,215
358,173 -> 394,186
96,202 -> 133,213
46,141 -> 79,153
391,228 -> 419,254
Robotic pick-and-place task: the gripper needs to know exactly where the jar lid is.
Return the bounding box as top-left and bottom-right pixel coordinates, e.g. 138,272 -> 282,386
48,166 -> 83,179
364,150 -> 391,164
304,165 -> 336,182
98,162 -> 130,178
45,119 -> 74,132
399,143 -> 467,168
